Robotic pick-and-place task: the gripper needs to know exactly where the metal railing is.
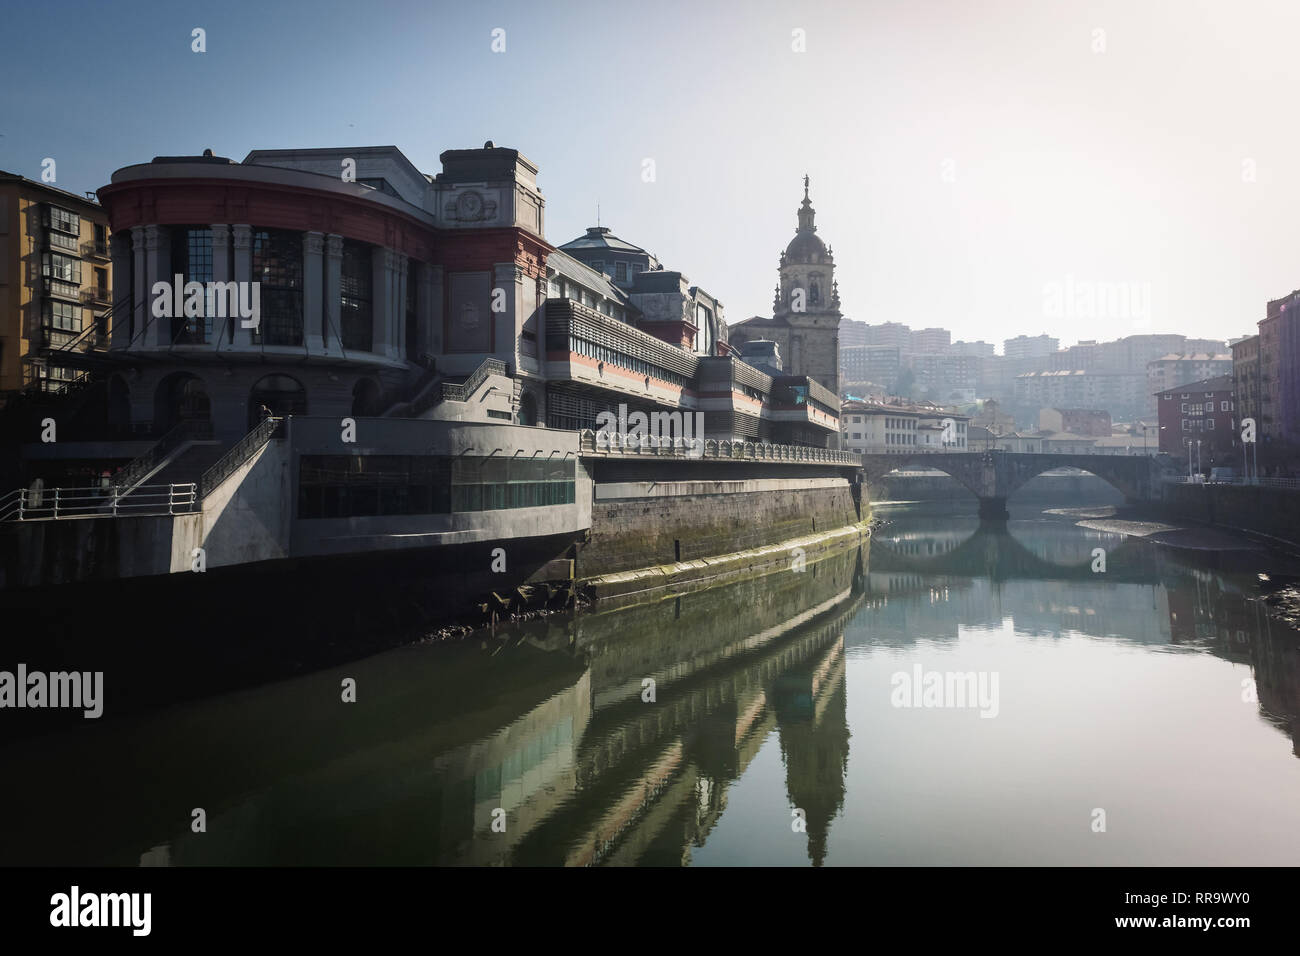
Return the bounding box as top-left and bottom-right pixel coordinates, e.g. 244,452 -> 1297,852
1166,475 -> 1300,490
578,429 -> 859,464
439,357 -> 507,405
200,416 -> 284,496
0,484 -> 198,522
115,419 -> 213,493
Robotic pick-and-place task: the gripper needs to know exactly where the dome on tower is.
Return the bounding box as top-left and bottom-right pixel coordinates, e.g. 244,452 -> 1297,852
784,174 -> 828,263
785,231 -> 827,263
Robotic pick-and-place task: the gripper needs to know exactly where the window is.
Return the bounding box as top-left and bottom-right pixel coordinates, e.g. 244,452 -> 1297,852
93,223 -> 107,253
1207,419 -> 1215,429
631,263 -> 644,275
169,227 -> 214,343
591,260 -> 604,273
1182,420 -> 1189,430
615,262 -> 628,281
41,252 -> 81,285
40,299 -> 81,347
46,205 -> 79,236
251,229 -> 304,346
1163,394 -> 1171,401
1180,403 -> 1188,412
1221,401 -> 1229,411
298,455 -> 575,519
340,240 -> 372,351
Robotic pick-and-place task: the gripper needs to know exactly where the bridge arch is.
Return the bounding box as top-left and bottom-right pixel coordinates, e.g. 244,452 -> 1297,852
859,451 -> 1164,519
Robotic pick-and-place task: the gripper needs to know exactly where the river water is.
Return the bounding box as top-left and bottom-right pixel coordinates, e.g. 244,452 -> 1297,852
3,499 -> 1300,866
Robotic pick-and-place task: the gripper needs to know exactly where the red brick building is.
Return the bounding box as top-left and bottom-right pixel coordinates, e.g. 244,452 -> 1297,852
1155,374 -> 1236,467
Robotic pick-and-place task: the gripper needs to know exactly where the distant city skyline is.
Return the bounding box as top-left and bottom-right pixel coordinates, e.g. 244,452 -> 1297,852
3,0 -> 1298,347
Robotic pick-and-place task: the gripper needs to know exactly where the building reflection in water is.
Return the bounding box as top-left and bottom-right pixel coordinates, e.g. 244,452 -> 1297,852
2,504 -> 1299,867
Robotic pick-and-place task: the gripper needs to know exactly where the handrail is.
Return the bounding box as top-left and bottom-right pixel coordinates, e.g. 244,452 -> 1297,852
200,416 -> 285,496
115,419 -> 213,494
0,483 -> 198,522
1165,475 -> 1300,490
439,358 -> 506,405
577,429 -> 859,465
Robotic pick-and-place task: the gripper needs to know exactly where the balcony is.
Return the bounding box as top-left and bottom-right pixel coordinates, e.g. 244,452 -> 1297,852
80,286 -> 110,307
81,239 -> 109,260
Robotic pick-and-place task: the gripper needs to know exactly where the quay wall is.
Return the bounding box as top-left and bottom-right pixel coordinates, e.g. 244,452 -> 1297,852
1157,482 -> 1300,550
577,472 -> 863,578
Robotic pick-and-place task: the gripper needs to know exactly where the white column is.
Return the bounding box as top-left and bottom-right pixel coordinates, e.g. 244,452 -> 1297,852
371,247 -> 396,357
427,264 -> 443,357
395,255 -> 409,361
414,262 -> 436,362
210,224 -> 230,351
493,262 -> 520,367
232,225 -> 253,347
110,232 -> 131,350
130,227 -> 147,349
303,231 -> 325,355
324,234 -> 342,352
145,225 -> 171,348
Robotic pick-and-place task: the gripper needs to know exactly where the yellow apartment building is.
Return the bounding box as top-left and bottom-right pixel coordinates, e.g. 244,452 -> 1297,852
0,172 -> 112,406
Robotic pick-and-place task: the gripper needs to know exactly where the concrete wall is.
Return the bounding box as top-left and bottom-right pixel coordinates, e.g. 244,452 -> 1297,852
1158,482 -> 1300,548
578,475 -> 860,575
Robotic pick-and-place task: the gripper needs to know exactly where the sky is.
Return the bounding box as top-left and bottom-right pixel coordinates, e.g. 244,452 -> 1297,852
3,0 -> 1298,351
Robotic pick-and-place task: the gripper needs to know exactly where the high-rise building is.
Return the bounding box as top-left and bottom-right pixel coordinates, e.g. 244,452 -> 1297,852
1145,353 -> 1233,419
908,327 -> 950,354
1003,334 -> 1058,360
947,340 -> 995,357
1231,334 -> 1261,439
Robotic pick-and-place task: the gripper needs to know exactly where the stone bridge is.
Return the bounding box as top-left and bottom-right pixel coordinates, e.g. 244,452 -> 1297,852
860,451 -> 1174,520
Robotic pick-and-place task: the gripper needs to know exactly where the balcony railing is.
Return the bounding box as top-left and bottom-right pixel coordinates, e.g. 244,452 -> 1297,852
578,429 -> 858,465
439,358 -> 506,404
1166,476 -> 1300,490
80,286 -> 110,306
80,239 -> 109,259
0,484 -> 199,522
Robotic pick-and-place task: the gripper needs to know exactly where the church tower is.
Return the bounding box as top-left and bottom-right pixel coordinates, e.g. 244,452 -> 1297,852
774,176 -> 841,394
730,177 -> 842,397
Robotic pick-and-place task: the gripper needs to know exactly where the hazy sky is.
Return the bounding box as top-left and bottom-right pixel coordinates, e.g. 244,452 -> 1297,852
3,0 -> 1297,350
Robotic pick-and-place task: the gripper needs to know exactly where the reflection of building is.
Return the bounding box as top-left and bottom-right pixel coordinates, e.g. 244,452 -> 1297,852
772,636 -> 849,866
0,171 -> 112,403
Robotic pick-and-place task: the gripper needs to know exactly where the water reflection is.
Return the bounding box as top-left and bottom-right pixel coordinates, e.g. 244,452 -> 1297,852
2,503 -> 1299,866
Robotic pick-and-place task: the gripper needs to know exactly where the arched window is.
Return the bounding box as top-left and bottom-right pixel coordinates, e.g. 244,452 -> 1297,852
249,374 -> 307,429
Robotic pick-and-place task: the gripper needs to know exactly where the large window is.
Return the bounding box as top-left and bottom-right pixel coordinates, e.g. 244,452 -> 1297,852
170,227 -> 214,343
42,252 -> 81,284
46,205 -> 79,236
340,240 -> 372,351
297,455 -> 575,519
41,299 -> 81,347
251,229 -> 303,346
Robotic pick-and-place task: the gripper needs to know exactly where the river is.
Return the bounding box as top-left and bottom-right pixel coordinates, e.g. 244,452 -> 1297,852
3,499 -> 1299,866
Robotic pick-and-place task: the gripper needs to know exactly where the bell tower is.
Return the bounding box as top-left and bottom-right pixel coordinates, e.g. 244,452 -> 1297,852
773,176 -> 840,394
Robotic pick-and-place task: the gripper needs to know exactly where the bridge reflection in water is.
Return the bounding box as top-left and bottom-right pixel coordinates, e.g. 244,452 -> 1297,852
1,504 -> 1298,866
